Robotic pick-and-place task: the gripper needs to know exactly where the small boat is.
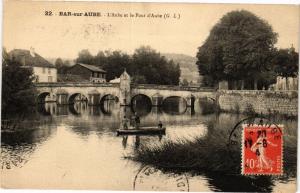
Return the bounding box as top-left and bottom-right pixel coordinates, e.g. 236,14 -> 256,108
117,127 -> 166,136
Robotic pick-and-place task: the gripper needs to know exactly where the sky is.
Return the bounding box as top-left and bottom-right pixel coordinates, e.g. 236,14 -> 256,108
3,1 -> 299,59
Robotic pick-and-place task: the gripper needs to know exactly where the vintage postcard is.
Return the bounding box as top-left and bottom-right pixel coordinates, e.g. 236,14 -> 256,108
1,0 -> 299,192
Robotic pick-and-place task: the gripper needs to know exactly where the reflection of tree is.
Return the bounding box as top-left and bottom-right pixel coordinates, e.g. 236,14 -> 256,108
1,125 -> 55,169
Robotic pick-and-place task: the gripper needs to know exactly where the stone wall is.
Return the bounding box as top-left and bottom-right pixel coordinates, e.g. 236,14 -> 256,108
217,90 -> 298,116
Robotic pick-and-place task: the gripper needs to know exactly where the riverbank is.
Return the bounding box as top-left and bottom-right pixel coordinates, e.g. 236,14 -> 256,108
133,119 -> 297,178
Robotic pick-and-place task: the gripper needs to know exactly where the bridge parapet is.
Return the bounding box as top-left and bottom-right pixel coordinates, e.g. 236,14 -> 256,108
34,82 -> 120,88
132,84 -> 215,92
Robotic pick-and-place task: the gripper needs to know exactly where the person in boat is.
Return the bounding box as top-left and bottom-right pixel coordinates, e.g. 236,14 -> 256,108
134,112 -> 140,129
158,121 -> 163,129
122,116 -> 129,130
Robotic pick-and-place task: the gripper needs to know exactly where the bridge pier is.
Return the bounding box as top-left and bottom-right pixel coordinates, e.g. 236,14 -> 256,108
88,94 -> 101,105
186,97 -> 192,107
56,93 -> 68,105
152,95 -> 163,106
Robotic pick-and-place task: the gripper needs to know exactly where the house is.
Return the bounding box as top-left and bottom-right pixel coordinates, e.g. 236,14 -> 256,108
66,63 -> 106,83
9,48 -> 57,83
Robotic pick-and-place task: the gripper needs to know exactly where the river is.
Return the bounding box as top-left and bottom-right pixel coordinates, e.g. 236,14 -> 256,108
1,99 -> 297,192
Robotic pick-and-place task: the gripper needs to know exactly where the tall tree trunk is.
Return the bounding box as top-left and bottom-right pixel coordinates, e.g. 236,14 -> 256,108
232,81 -> 237,90
253,78 -> 258,90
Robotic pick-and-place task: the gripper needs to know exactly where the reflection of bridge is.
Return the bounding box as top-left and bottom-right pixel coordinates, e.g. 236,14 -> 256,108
35,71 -> 216,107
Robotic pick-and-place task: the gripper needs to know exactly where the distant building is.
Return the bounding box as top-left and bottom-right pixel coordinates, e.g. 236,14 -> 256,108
66,63 -> 106,83
9,48 -> 57,83
109,77 -> 120,83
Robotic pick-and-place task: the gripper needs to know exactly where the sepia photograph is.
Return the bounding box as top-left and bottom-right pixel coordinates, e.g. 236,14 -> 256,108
1,0 -> 299,192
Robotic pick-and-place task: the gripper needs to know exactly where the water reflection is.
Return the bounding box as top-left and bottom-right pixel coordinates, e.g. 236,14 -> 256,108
1,124 -> 56,170
1,101 -> 297,192
162,96 -> 187,115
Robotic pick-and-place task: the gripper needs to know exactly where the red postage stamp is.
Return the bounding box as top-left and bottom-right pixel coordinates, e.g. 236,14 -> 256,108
242,124 -> 283,175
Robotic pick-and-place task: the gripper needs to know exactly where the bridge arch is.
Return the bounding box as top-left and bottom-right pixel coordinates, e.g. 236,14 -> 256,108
100,94 -> 119,115
100,94 -> 119,104
68,93 -> 88,104
37,92 -> 50,104
131,94 -> 152,106
131,94 -> 152,116
162,96 -> 188,115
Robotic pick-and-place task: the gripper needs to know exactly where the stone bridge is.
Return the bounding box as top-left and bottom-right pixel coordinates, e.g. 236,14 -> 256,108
35,83 -> 216,107
35,70 -> 216,107
35,82 -> 216,106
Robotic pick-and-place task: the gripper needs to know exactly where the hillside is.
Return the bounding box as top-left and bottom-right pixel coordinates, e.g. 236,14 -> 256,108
162,53 -> 201,85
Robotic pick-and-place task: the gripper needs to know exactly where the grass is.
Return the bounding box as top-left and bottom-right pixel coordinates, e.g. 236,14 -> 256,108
133,118 -> 297,178
134,121 -> 241,173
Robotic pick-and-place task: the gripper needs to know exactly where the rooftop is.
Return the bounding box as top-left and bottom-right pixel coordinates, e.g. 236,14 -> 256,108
75,63 -> 106,73
9,49 -> 55,68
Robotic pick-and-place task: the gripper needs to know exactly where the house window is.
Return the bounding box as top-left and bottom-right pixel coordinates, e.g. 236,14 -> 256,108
48,68 -> 51,74
43,67 -> 46,73
48,76 -> 53,82
36,75 -> 39,82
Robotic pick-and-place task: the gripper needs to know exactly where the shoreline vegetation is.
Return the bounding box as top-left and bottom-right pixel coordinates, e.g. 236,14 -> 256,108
132,116 -> 297,188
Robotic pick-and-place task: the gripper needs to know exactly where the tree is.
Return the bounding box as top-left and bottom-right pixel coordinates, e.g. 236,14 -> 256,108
181,78 -> 189,86
55,58 -> 63,68
131,46 -> 180,85
94,51 -> 107,67
102,50 -> 131,81
74,46 -> 181,85
55,58 -> 71,74
2,53 -> 37,118
76,49 -> 94,64
196,10 -> 277,89
273,47 -> 298,90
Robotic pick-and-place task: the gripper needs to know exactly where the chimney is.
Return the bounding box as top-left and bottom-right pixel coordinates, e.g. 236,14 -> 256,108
30,47 -> 35,57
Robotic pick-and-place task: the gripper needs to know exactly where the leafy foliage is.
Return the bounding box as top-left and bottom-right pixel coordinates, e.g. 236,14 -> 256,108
273,48 -> 298,78
131,46 -> 180,85
55,58 -> 72,74
76,49 -> 94,64
196,10 -> 278,88
2,49 -> 37,118
74,46 -> 181,85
